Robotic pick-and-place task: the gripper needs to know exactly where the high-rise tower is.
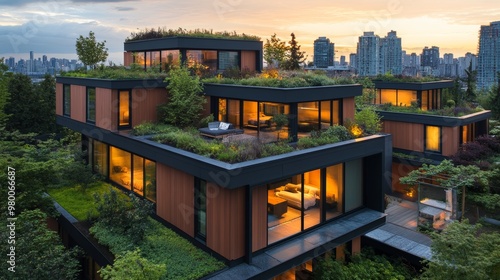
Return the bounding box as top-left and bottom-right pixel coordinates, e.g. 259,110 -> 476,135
477,21 -> 500,90
313,37 -> 334,68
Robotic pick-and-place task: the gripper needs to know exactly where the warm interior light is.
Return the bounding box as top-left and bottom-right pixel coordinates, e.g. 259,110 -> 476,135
350,125 -> 363,138
426,126 -> 440,151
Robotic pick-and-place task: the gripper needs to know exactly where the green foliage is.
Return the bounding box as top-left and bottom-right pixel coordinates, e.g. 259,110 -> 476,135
296,127 -> 343,149
203,71 -> 356,88
92,188 -> 153,244
198,114 -> 215,128
281,33 -> 307,70
322,125 -> 353,142
420,220 -> 500,280
355,77 -> 376,107
159,65 -> 205,128
487,73 -> 500,120
4,74 -> 58,134
446,99 -> 456,107
468,193 -> 500,211
313,248 -> 414,280
0,209 -> 81,280
75,31 -> 109,69
263,33 -> 288,68
354,106 -> 382,135
374,73 -> 441,83
61,65 -> 168,80
399,160 -> 490,192
0,58 -> 10,128
91,217 -> 225,280
48,182 -> 116,221
131,122 -> 177,136
99,249 -> 166,280
464,61 -> 477,102
126,27 -> 260,42
372,102 -> 483,117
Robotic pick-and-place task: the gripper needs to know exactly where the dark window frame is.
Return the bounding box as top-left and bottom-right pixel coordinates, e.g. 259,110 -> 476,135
118,89 -> 132,130
63,84 -> 71,116
86,87 -> 96,123
194,178 -> 207,242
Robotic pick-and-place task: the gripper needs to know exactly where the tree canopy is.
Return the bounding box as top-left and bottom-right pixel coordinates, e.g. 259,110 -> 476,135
281,33 -> 307,70
263,33 -> 288,68
76,31 -> 109,69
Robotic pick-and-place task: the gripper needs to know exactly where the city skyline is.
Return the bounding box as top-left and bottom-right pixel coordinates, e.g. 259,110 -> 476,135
0,0 -> 498,64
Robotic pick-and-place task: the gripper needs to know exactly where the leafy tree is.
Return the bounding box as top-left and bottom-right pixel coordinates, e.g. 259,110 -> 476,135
0,209 -> 81,280
99,249 -> 166,280
158,64 -> 205,128
313,248 -> 414,280
263,33 -> 288,68
420,220 -> 500,280
354,106 -> 382,135
76,31 -> 109,69
488,72 -> 500,120
282,33 -> 307,70
0,58 -> 10,128
34,74 -> 58,133
464,61 -> 477,103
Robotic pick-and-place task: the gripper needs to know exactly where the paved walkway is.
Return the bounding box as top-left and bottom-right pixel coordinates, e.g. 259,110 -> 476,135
364,199 -> 433,260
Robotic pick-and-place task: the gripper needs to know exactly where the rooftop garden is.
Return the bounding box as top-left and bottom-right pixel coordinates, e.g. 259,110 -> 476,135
126,27 -> 261,42
49,183 -> 225,279
203,69 -> 357,88
371,102 -> 484,117
372,73 -> 444,83
59,64 -> 169,80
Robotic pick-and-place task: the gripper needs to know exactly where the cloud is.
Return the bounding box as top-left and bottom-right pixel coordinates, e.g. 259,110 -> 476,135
0,20 -> 127,55
115,7 -> 135,11
70,0 -> 138,2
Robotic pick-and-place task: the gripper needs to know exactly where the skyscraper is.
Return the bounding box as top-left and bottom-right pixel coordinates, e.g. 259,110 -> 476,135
477,21 -> 500,90
356,32 -> 379,76
421,46 -> 440,70
29,51 -> 34,72
379,30 -> 402,75
313,37 -> 334,68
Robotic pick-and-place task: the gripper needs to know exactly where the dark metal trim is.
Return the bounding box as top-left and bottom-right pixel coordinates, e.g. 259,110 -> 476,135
124,36 -> 263,52
373,80 -> 454,90
56,77 -> 168,89
377,110 -> 491,127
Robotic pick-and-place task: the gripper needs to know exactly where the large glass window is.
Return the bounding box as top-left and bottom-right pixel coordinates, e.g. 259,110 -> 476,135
133,52 -> 145,68
132,155 -> 144,196
195,179 -> 207,241
119,90 -> 130,128
421,90 -> 429,110
303,169 -> 321,229
187,50 -> 217,72
145,160 -> 156,203
425,125 -> 441,152
243,101 -> 259,128
161,50 -> 180,71
109,147 -> 132,190
218,98 -> 227,122
145,51 -> 160,69
344,159 -> 363,212
93,140 -> 108,176
227,99 -> 240,127
86,87 -> 96,123
380,89 -> 397,105
398,90 -> 417,107
63,84 -> 71,116
326,164 -> 343,220
219,51 -> 239,70
298,102 -> 319,133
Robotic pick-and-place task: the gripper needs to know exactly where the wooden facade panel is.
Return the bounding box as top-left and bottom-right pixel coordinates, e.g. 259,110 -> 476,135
392,162 -> 419,195
241,51 -> 256,72
131,88 -> 168,127
124,52 -> 133,67
71,85 -> 86,123
96,88 -> 116,131
252,185 -> 267,252
383,121 -> 424,152
156,163 -> 194,237
342,97 -> 355,121
442,126 -> 459,157
56,83 -> 63,116
207,183 -> 245,260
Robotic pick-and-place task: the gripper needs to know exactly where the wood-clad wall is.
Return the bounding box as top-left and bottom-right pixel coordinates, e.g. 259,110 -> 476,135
207,183 -> 246,260
96,88 -> 116,131
156,163 -> 194,237
392,162 -> 419,194
383,121 -> 424,152
131,88 -> 168,127
342,97 -> 355,121
71,85 -> 86,123
241,51 -> 257,72
442,126 -> 459,157
56,83 -> 63,116
124,52 -> 133,67
252,185 -> 267,252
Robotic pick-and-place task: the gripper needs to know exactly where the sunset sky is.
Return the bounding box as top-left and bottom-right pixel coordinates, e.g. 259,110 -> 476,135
0,0 -> 498,64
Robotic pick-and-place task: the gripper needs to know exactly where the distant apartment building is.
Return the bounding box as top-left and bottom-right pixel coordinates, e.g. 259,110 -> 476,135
313,37 -> 334,68
477,21 -> 500,90
349,53 -> 357,69
379,30 -> 402,75
439,53 -> 458,78
421,46 -> 440,71
458,52 -> 478,78
356,31 -> 379,76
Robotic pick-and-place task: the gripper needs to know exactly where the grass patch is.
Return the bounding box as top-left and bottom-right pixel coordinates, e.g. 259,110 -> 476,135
47,182 -> 124,221
91,218 -> 226,280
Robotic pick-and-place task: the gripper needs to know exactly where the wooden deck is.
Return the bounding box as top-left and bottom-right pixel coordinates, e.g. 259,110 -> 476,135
364,198 -> 433,261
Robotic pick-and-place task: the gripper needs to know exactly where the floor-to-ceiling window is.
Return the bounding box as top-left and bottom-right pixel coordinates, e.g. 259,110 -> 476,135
326,164 -> 343,220
145,159 -> 156,203
118,90 -> 130,128
109,147 -> 132,190
86,87 -> 96,123
186,50 -> 217,73
218,51 -> 239,70
195,179 -> 207,241
63,84 -> 71,116
161,50 -> 180,71
298,102 -> 319,133
92,140 -> 108,176
425,125 -> 441,153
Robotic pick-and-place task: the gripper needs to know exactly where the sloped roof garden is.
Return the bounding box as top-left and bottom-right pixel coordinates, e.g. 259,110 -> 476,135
126,27 -> 261,42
